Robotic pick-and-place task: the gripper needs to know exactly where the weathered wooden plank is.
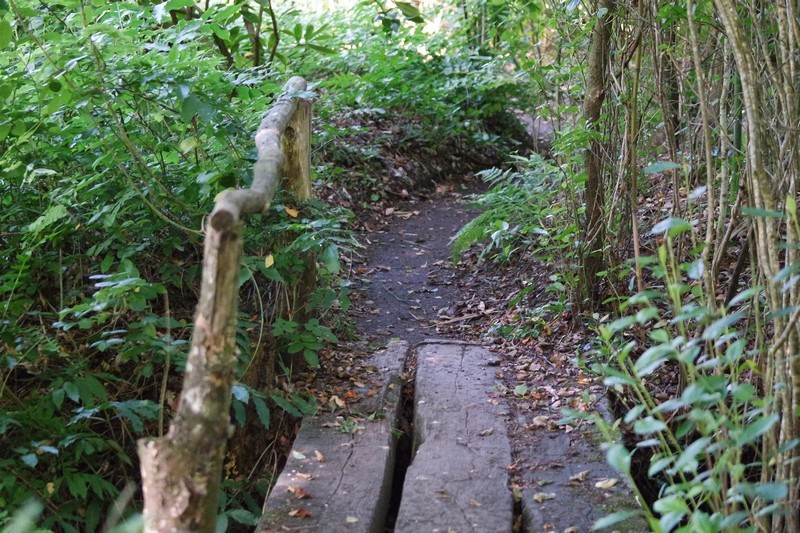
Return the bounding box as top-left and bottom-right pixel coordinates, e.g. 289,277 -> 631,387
395,342 -> 513,533
257,340 -> 408,533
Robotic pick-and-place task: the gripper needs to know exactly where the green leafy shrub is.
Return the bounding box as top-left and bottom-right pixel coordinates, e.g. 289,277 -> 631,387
579,217 -> 786,531
0,0 -> 353,527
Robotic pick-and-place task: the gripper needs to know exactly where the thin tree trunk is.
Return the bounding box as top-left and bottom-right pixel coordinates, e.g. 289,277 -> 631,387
581,0 -> 615,308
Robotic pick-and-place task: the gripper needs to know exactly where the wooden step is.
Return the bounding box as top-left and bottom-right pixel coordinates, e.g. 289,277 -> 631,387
256,340 -> 408,533
394,342 -> 513,532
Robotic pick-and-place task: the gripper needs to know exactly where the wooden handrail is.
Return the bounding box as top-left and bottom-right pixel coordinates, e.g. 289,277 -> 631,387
138,77 -> 313,532
211,76 -> 310,231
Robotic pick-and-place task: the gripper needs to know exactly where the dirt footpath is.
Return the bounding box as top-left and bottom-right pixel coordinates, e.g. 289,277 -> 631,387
347,188 -> 645,532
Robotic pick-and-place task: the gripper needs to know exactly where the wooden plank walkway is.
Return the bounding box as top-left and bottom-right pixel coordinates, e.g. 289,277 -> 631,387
256,341 -> 407,532
257,340 -> 514,532
394,342 -> 513,532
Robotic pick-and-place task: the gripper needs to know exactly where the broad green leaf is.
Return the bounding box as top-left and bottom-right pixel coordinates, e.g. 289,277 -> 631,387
742,206 -> 784,219
321,245 -> 340,273
112,402 -> 143,433
650,217 -> 692,237
648,455 -> 673,477
232,384 -> 250,404
701,312 -> 743,341
66,474 -> 88,499
687,258 -> 704,280
179,137 -> 198,153
27,204 -> 68,236
271,394 -> 302,417
52,388 -> 65,409
592,510 -> 640,530
232,399 -> 246,426
754,482 -> 788,502
181,95 -> 200,122
20,453 -> 38,468
672,437 -> 710,472
653,494 -> 690,514
165,0 -> 196,10
0,19 -> 13,50
643,161 -> 681,174
395,1 -> 423,22
786,195 -> 797,220
635,344 -> 674,375
633,417 -> 667,434
606,442 -> 631,473
728,286 -> 761,307
227,509 -> 260,525
736,413 -> 778,446
253,395 -> 271,429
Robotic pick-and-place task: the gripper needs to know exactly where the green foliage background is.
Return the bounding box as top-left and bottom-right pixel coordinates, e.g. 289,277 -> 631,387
0,0 -> 529,529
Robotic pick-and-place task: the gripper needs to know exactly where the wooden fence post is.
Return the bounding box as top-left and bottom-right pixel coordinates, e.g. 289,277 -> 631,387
281,92 -> 317,372
282,98 -> 312,200
138,77 -> 309,532
138,222 -> 243,532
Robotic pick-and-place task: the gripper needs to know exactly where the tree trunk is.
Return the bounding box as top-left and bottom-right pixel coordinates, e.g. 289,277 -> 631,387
581,0 -> 615,308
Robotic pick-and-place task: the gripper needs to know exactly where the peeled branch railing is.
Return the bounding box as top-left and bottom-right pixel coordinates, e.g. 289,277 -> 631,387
137,77 -> 312,532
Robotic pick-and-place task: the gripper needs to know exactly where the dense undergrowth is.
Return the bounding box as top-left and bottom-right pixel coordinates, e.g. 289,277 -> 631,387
450,0 -> 800,531
0,0 -> 525,529
6,0 -> 797,530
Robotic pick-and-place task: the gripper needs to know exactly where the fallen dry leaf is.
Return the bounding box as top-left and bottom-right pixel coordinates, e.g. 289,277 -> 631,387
478,428 -> 494,437
329,395 -> 345,408
291,487 -> 312,499
570,470 -> 590,482
533,492 -> 556,503
314,450 -> 325,463
595,478 -> 619,489
296,472 -> 313,481
531,415 -> 551,428
468,499 -> 481,507
288,508 -> 312,518
284,206 -> 299,218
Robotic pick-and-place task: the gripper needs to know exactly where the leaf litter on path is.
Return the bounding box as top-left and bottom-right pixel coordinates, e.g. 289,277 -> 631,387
306,185 -> 641,532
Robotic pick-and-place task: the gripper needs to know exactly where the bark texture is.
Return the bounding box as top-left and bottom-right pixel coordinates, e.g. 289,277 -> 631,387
581,0 -> 615,308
